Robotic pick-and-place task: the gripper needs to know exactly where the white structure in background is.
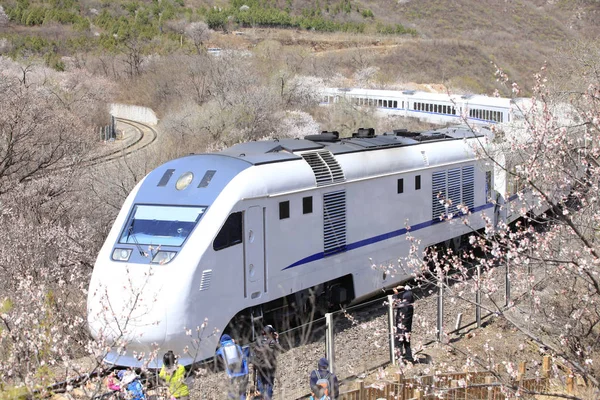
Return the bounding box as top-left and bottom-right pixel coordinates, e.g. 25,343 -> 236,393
110,103 -> 158,126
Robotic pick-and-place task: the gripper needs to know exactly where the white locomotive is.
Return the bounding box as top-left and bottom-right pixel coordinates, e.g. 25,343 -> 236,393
321,87 -> 530,126
87,125 -> 522,368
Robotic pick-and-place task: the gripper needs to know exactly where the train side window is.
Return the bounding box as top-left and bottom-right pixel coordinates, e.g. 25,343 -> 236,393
393,101 -> 398,108
415,175 -> 421,190
213,212 -> 243,251
303,196 -> 313,214
397,178 -> 404,194
279,201 -> 290,219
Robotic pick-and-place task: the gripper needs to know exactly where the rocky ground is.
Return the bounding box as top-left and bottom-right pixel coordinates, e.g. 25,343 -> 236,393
189,266 -> 552,399
50,266 -> 576,400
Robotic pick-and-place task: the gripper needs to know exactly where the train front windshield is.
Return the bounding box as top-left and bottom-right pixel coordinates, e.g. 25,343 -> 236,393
119,205 -> 206,247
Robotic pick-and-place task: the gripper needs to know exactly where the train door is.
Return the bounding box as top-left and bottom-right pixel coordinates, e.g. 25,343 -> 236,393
244,206 -> 265,300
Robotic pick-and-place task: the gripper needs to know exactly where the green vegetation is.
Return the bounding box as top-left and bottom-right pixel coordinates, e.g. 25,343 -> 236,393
0,385 -> 28,400
203,0 -> 370,33
2,0 -> 417,60
376,22 -> 417,36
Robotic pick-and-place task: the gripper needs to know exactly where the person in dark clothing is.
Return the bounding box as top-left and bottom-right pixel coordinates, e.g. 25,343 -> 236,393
252,324 -> 279,400
393,285 -> 414,363
309,357 -> 339,400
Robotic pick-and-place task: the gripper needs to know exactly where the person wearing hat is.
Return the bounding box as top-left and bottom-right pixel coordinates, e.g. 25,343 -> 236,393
393,285 -> 415,363
309,357 -> 339,400
251,324 -> 279,399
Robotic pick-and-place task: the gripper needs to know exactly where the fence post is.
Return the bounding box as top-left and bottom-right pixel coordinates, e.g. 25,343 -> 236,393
388,294 -> 396,365
397,373 -> 404,400
505,257 -> 510,307
485,376 -> 494,400
566,369 -> 574,394
451,380 -> 458,400
358,380 -> 365,400
414,388 -> 423,400
517,361 -> 526,382
542,355 -> 551,378
325,312 -> 335,374
476,265 -> 481,328
437,274 -> 444,342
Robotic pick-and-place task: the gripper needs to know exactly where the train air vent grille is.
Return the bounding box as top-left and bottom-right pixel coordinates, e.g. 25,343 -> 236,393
448,168 -> 461,215
323,190 -> 347,256
301,150 -> 345,186
462,166 -> 475,210
318,151 -> 346,183
432,171 -> 447,220
199,269 -> 212,291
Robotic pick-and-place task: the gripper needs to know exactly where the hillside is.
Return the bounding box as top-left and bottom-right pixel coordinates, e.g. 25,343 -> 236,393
1,0 -> 598,94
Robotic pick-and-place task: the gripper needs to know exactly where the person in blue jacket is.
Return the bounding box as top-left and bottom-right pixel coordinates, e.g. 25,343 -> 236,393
216,334 -> 249,400
117,370 -> 146,400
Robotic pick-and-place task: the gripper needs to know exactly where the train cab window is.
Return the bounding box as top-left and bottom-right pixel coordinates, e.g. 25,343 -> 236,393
279,201 -> 290,219
213,212 -> 243,251
303,196 -> 313,214
121,205 -> 206,247
415,175 -> 421,190
397,178 -> 404,194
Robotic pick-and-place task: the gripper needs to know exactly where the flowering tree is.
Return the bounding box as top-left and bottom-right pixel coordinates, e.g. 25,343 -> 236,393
0,61 -> 115,395
397,50 -> 600,397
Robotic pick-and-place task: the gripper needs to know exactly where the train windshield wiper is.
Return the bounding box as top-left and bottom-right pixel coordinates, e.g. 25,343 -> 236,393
127,223 -> 147,257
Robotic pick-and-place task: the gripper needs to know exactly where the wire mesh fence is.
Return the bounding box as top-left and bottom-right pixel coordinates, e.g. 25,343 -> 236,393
332,297 -> 390,376
193,264 -> 533,399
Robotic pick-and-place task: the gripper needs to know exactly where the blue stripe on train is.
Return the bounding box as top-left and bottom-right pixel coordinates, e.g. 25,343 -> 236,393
282,202 -> 497,270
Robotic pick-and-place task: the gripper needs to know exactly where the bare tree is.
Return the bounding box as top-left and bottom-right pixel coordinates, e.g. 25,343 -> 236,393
185,22 -> 212,55
121,35 -> 146,78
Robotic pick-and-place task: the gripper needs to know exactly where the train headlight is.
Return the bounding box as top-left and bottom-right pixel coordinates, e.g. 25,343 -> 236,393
151,251 -> 176,264
112,248 -> 132,262
175,172 -> 194,190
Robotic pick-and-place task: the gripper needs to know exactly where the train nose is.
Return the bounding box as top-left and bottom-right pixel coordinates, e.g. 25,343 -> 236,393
87,266 -> 168,365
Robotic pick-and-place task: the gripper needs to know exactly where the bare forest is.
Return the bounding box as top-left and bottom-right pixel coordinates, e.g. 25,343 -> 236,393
1,0 -> 600,399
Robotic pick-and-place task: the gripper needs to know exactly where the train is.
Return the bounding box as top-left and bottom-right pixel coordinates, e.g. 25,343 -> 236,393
87,124 -> 525,368
321,87 -> 531,126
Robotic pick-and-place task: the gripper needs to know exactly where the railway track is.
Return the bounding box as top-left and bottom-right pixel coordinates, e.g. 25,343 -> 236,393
82,118 -> 158,168
22,118 -> 158,184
